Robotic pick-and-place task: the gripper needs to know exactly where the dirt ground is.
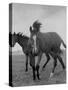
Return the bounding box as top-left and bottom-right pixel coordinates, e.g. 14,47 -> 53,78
12,50 -> 66,87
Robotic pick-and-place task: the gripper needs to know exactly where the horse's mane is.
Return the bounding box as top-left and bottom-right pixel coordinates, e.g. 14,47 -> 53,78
33,20 -> 42,32
17,32 -> 29,40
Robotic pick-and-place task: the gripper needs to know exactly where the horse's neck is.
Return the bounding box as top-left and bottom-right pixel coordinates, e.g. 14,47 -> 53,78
36,32 -> 41,38
17,37 -> 28,50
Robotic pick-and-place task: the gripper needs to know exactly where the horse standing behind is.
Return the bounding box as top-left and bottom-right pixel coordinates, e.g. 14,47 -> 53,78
29,20 -> 66,80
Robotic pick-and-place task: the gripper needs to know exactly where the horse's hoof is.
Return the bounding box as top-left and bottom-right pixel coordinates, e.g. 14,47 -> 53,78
50,72 -> 54,78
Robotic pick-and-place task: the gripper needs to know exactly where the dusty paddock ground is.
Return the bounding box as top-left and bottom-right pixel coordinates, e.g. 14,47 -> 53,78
11,50 -> 66,87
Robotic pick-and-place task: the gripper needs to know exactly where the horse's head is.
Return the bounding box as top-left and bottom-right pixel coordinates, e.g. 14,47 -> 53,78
12,32 -> 17,47
29,26 -> 38,54
29,21 -> 42,54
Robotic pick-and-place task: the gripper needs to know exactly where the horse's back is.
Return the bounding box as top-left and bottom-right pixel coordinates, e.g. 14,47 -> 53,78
37,32 -> 61,43
36,32 -> 62,51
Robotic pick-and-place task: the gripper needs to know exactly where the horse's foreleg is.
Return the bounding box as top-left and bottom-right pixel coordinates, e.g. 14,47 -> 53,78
25,55 -> 28,72
42,54 -> 50,69
29,54 -> 36,80
36,53 -> 42,80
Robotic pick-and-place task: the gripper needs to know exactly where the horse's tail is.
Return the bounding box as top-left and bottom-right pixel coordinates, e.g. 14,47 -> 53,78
62,40 -> 66,48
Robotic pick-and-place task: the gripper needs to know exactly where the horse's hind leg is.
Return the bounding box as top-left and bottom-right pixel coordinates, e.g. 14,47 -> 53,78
25,55 -> 28,72
57,55 -> 65,69
49,52 -> 57,78
42,54 -> 50,69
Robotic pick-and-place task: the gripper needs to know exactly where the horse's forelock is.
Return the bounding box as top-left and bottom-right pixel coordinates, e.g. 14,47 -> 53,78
33,21 -> 42,28
33,20 -> 42,32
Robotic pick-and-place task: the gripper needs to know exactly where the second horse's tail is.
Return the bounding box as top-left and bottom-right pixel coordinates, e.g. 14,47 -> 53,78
62,40 -> 66,48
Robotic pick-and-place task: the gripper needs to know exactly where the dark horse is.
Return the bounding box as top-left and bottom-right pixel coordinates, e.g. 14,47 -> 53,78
11,32 -> 36,80
29,20 -> 66,79
11,32 -> 31,72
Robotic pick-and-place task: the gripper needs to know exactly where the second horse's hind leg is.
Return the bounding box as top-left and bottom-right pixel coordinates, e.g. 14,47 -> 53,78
57,55 -> 65,69
42,54 -> 50,69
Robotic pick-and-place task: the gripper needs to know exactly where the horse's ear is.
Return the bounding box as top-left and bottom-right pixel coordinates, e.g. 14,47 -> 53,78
30,26 -> 32,33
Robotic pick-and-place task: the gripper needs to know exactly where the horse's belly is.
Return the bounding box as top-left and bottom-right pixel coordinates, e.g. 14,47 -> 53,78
39,44 -> 50,53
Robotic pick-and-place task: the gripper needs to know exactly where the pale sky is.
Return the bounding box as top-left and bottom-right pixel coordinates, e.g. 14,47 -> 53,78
12,3 -> 66,52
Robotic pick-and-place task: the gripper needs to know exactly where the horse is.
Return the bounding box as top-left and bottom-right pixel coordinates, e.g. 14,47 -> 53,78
29,20 -> 66,79
11,32 -> 37,80
11,32 -> 32,72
